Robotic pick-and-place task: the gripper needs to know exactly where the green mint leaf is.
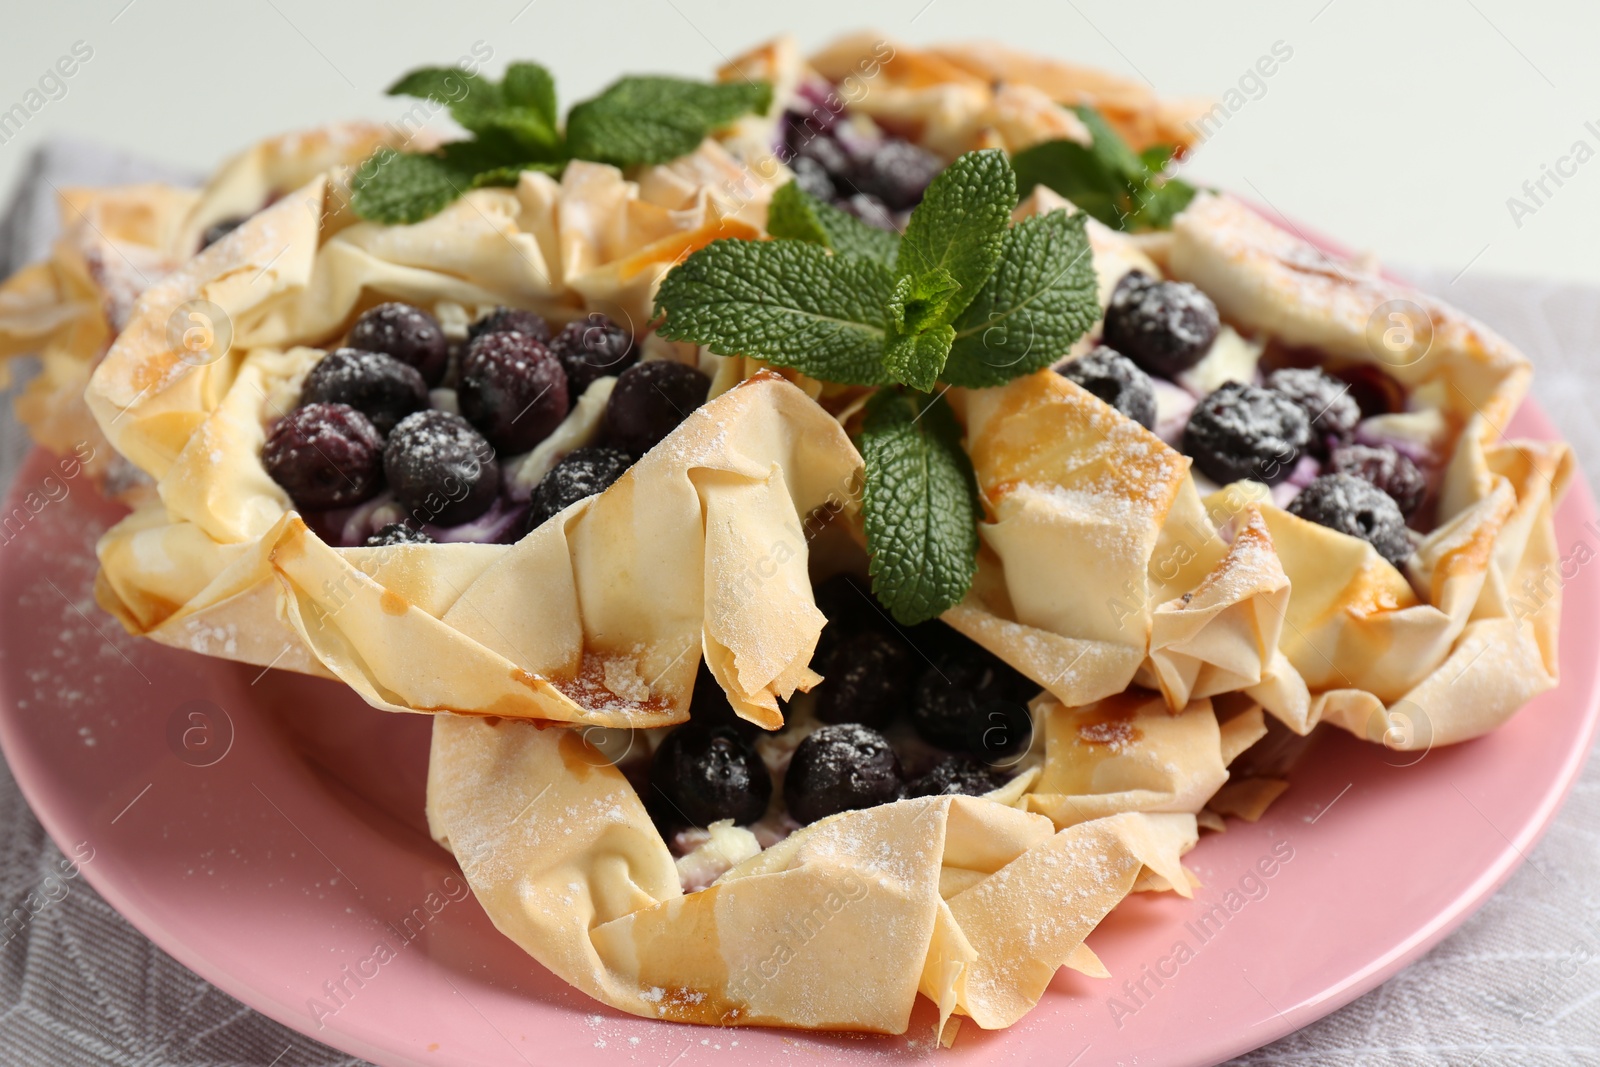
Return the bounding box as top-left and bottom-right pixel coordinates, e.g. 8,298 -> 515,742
895,149 -> 1016,324
387,66 -> 495,109
1128,176 -> 1198,231
859,389 -> 981,625
943,209 -> 1099,387
567,76 -> 772,167
1073,105 -> 1146,179
501,62 -> 558,130
888,268 -> 961,334
470,161 -> 566,188
766,181 -> 900,266
653,238 -> 892,386
350,148 -> 470,224
882,322 -> 955,392
1011,138 -> 1127,229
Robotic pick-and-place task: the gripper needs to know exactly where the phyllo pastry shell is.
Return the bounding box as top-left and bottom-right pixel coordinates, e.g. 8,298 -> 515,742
0,122 -> 416,483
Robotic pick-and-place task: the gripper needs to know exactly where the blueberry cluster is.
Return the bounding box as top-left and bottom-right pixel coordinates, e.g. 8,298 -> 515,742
646,575 -> 1033,835
1057,268 -> 1429,566
261,301 -> 711,544
779,93 -> 945,231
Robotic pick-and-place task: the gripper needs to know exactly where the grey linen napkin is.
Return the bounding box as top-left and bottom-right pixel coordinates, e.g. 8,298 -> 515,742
0,140 -> 1596,1067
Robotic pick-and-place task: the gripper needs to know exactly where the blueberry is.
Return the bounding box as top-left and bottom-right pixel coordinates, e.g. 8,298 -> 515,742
262,402 -> 384,511
199,215 -> 246,250
910,637 -> 1037,759
468,306 -> 552,345
1184,381 -> 1310,486
783,106 -> 840,149
1059,346 -> 1157,428
837,192 -> 897,231
1328,444 -> 1427,518
791,131 -> 854,180
1264,367 -> 1360,457
364,523 -> 434,547
299,348 -> 429,436
649,724 -> 771,828
549,313 -> 637,401
783,723 -> 903,825
348,302 -> 450,387
603,360 -> 711,456
851,139 -> 944,212
1287,473 -> 1411,566
789,156 -> 837,201
902,755 -> 1004,799
458,331 -> 570,455
524,446 -> 632,533
1102,271 -> 1221,378
687,662 -> 762,741
814,630 -> 913,730
383,409 -> 500,527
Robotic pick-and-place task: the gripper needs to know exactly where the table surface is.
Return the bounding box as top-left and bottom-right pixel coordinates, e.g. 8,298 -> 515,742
1,141 -> 1597,1067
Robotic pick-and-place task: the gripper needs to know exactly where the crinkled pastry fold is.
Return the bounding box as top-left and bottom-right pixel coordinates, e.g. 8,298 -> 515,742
426,712 -> 1198,1036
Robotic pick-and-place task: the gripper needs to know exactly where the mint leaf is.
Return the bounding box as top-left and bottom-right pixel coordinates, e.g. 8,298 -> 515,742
470,161 -> 566,188
943,209 -> 1098,387
1129,176 -> 1197,231
1011,138 -> 1125,228
894,149 -> 1016,327
766,181 -> 900,266
888,268 -> 961,334
653,238 -> 892,386
882,323 -> 955,392
387,66 -> 492,109
567,76 -> 772,168
350,148 -> 469,225
502,62 -> 558,130
859,389 -> 981,625
1073,105 -> 1145,180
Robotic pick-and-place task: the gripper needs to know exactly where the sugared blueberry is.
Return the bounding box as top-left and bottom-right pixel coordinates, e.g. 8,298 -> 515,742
383,409 -> 500,527
851,139 -> 944,212
1265,367 -> 1360,457
364,523 -> 434,547
837,192 -> 896,230
262,403 -> 385,511
783,723 -> 903,825
814,630 -> 913,730
199,215 -> 246,250
1184,381 -> 1311,486
1329,444 -> 1427,518
299,348 -> 429,435
910,638 -> 1036,760
1059,346 -> 1157,429
348,302 -> 449,386
903,755 -> 1004,799
457,331 -> 570,455
1287,472 -> 1411,565
603,360 -> 711,456
789,156 -> 837,201
650,724 -> 771,828
1102,271 -> 1221,378
467,306 -> 552,345
549,313 -> 637,401
524,446 -> 631,533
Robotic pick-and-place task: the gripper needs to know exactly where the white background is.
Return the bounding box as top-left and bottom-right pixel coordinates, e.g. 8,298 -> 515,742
1,0 -> 1596,282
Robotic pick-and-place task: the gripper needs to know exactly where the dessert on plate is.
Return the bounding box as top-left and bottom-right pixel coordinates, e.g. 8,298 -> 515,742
0,30 -> 1572,1042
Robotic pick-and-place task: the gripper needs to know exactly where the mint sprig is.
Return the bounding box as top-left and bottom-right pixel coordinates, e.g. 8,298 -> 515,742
351,63 -> 771,225
567,77 -> 772,167
652,238 -> 893,386
1011,105 -> 1198,233
859,390 -> 982,625
654,147 -> 1102,624
943,209 -> 1099,388
766,181 -> 899,265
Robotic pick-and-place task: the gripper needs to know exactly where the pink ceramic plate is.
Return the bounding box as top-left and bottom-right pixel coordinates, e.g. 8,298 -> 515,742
0,405 -> 1594,1066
